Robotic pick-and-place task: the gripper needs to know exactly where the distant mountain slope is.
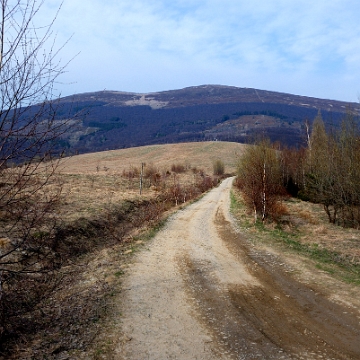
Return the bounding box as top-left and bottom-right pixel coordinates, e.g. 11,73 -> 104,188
56,85 -> 360,154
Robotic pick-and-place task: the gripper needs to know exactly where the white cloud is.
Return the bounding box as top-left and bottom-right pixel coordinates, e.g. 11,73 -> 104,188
38,0 -> 360,101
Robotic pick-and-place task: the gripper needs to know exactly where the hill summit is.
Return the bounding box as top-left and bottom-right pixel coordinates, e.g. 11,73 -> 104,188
56,85 -> 360,154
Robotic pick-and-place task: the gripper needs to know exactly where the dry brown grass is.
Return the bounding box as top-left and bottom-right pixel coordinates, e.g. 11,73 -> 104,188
288,200 -> 322,225
58,141 -> 245,176
233,190 -> 360,268
58,172 -> 144,221
285,199 -> 360,264
55,141 -> 245,221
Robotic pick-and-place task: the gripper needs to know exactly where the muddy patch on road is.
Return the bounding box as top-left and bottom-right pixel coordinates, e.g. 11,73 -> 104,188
180,210 -> 360,359
181,257 -> 285,359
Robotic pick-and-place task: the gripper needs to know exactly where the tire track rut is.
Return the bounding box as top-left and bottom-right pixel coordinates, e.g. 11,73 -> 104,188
116,177 -> 360,359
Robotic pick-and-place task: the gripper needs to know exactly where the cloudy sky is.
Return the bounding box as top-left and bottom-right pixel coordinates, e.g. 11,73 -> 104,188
43,0 -> 360,102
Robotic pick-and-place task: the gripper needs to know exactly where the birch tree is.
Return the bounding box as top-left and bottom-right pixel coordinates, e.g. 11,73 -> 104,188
303,111 -> 335,216
236,140 -> 284,222
285,110 -> 360,227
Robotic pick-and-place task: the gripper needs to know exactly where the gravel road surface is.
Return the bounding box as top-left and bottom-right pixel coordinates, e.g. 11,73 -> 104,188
116,177 -> 360,359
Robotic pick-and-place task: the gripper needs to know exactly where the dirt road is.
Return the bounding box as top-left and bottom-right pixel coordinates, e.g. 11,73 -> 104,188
116,177 -> 360,359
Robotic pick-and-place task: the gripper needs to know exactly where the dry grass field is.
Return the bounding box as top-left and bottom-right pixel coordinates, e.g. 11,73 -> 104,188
231,189 -> 360,286
286,199 -> 360,264
59,141 -> 244,175
57,141 -> 245,220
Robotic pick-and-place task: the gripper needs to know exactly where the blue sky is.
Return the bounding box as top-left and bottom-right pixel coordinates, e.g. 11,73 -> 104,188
43,0 -> 360,102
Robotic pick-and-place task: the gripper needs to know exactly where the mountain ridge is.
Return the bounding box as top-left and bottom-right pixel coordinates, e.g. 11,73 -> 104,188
54,85 -> 359,155
63,84 -> 360,112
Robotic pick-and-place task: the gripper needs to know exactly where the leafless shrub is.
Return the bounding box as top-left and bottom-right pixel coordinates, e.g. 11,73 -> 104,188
191,167 -> 206,177
0,0 -> 80,345
122,166 -> 140,189
171,163 -> 186,173
213,159 -> 225,176
144,163 -> 157,178
197,175 -> 217,193
268,201 -> 289,222
143,163 -> 162,187
122,166 -> 140,179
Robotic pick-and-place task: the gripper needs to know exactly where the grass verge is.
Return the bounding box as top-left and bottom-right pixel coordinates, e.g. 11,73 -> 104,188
230,190 -> 360,285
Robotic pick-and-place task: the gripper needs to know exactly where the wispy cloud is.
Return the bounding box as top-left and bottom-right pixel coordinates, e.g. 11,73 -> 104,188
42,0 -> 360,101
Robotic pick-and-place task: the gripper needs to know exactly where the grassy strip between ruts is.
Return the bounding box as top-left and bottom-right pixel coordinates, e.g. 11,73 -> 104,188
230,190 -> 360,286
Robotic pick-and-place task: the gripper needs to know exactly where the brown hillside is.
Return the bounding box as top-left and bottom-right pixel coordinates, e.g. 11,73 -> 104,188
59,141 -> 246,175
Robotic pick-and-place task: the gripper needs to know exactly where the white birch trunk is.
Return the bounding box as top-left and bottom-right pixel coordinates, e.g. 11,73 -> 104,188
262,161 -> 266,222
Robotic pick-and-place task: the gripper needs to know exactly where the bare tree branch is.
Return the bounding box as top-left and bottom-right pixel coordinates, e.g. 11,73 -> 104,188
0,0 -> 77,338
